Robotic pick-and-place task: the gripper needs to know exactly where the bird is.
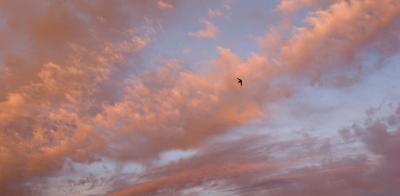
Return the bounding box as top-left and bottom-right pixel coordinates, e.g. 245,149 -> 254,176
237,78 -> 242,86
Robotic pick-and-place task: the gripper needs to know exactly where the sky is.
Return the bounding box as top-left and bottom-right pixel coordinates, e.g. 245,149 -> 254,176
0,0 -> 400,195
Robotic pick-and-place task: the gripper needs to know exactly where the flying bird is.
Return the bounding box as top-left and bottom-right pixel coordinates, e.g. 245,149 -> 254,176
237,78 -> 242,86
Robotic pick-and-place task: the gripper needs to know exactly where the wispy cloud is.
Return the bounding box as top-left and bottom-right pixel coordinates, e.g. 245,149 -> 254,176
188,20 -> 219,39
157,0 -> 174,10
208,8 -> 223,17
113,104 -> 400,195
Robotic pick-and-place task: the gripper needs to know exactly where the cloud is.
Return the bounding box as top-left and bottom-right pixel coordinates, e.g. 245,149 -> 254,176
111,136 -> 291,195
94,51 -> 283,161
261,105 -> 400,196
277,0 -> 309,13
208,8 -> 223,17
112,104 -> 400,195
0,0 -> 172,194
158,0 -> 174,10
277,0 -> 337,14
188,20 -> 220,39
108,0 -> 400,193
1,0 -> 400,195
278,0 -> 400,86
258,27 -> 284,57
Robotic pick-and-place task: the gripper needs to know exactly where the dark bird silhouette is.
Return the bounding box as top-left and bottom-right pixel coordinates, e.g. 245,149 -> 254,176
237,78 -> 242,86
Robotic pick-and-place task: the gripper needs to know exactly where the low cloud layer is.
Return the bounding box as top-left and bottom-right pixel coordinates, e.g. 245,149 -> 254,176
113,104 -> 400,195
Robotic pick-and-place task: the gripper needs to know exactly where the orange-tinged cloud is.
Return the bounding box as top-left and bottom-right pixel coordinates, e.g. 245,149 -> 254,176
94,53 -> 278,160
158,0 -> 174,10
113,105 -> 400,195
0,0 -> 400,194
111,137 -> 291,195
280,0 -> 400,82
113,162 -> 280,195
0,0 -> 170,193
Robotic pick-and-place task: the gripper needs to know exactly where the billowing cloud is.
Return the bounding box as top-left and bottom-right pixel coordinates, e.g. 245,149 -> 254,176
94,50 -> 286,161
0,0 -> 399,195
278,0 -> 400,86
0,0 -> 171,194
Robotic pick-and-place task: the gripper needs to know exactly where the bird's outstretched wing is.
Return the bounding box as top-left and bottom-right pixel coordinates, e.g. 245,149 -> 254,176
237,78 -> 242,86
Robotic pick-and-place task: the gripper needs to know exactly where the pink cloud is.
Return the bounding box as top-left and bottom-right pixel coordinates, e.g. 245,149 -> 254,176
112,104 -> 400,195
188,20 -> 219,39
157,0 -> 174,10
0,0 -> 399,194
278,0 -> 400,85
0,0 -> 173,193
